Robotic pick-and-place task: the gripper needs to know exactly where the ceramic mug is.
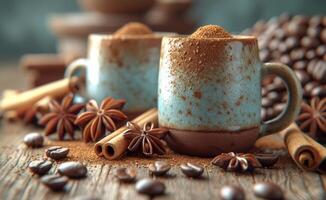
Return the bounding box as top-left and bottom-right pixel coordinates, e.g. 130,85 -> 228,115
65,33 -> 171,116
158,35 -> 302,156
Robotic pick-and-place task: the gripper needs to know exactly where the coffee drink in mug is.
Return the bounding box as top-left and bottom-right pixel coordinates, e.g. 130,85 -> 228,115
66,22 -> 174,117
158,25 -> 302,156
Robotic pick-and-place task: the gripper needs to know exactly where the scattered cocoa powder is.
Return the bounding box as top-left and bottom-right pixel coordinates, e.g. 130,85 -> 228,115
114,22 -> 153,36
46,140 -> 211,167
190,25 -> 232,39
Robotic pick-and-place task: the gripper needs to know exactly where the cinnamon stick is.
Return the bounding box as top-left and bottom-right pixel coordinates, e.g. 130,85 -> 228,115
94,108 -> 157,156
95,108 -> 158,160
0,77 -> 80,112
280,123 -> 326,173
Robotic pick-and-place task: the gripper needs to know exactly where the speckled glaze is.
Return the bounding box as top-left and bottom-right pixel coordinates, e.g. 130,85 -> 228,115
66,33 -> 170,115
158,36 -> 302,156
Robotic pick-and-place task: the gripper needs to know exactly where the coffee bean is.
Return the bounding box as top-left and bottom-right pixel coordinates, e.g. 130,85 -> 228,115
285,37 -> 299,49
113,167 -> 136,182
253,182 -> 284,200
277,43 -> 288,53
220,185 -> 245,200
316,45 -> 326,57
135,178 -> 165,196
262,98 -> 273,107
286,21 -> 306,36
304,82 -> 318,96
293,61 -> 307,70
58,161 -> 87,179
310,61 -> 326,83
180,163 -> 204,178
24,133 -> 44,148
295,70 -> 310,85
309,16 -> 323,26
279,55 -> 292,66
41,174 -> 68,191
301,36 -> 319,49
261,108 -> 267,121
149,161 -> 171,176
273,103 -> 285,116
305,50 -> 317,60
28,160 -> 52,175
290,48 -> 305,61
274,29 -> 286,40
307,26 -> 321,38
311,85 -> 326,97
267,92 -> 282,103
321,29 -> 326,43
268,39 -> 280,51
46,146 -> 69,160
255,153 -> 279,168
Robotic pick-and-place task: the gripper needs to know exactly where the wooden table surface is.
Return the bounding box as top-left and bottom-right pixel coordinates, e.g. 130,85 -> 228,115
0,65 -> 325,200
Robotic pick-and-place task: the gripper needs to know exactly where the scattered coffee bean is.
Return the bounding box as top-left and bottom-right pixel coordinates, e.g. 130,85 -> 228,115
41,174 -> 68,191
253,182 -> 284,200
220,185 -> 245,200
28,160 -> 52,175
46,146 -> 69,160
135,178 -> 165,196
58,161 -> 87,179
180,163 -> 204,178
255,153 -> 279,168
149,161 -> 171,176
113,167 -> 136,183
23,133 -> 43,148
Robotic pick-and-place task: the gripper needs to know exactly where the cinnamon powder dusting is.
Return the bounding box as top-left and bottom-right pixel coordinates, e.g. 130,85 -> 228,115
114,22 -> 153,36
190,25 -> 232,39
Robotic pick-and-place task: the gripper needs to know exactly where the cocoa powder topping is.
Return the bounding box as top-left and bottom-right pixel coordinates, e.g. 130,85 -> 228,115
114,22 -> 153,36
190,25 -> 232,39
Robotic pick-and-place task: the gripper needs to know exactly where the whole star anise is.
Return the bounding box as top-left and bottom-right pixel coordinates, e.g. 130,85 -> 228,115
122,122 -> 169,156
297,97 -> 326,138
74,97 -> 128,142
211,152 -> 261,172
39,94 -> 84,140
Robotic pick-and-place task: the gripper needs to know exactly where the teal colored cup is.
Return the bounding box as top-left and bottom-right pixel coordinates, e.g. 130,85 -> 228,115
158,35 -> 302,156
66,33 -> 171,117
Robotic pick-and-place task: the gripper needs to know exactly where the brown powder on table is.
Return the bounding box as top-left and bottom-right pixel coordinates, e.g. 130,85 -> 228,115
114,22 -> 153,36
190,25 -> 232,39
46,140 -> 211,168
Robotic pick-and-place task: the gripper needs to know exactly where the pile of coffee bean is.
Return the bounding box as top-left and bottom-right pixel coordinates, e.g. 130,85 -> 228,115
243,14 -> 325,138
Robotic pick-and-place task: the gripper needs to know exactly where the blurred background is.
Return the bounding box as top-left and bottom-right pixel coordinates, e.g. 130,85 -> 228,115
0,0 -> 326,60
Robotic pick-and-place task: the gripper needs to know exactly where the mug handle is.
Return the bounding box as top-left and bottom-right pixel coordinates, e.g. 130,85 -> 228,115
65,58 -> 89,99
259,62 -> 302,137
65,58 -> 88,79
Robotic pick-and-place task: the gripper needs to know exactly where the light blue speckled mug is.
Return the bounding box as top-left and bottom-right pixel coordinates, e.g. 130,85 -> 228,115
158,35 -> 302,156
66,33 -> 170,117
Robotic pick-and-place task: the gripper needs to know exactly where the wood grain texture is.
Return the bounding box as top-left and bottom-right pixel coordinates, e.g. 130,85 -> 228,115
0,65 -> 325,200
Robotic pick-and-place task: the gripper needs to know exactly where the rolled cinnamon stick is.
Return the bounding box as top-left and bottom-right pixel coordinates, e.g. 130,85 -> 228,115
94,108 -> 157,156
280,123 -> 326,173
0,77 -> 80,112
95,108 -> 158,160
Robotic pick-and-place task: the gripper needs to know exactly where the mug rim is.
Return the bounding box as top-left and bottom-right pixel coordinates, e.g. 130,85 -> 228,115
89,32 -> 177,41
162,35 -> 257,42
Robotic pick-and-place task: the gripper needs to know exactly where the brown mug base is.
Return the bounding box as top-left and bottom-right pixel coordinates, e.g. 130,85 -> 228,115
165,127 -> 260,157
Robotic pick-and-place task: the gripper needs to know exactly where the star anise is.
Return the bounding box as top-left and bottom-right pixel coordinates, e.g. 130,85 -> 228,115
122,122 -> 169,156
74,97 -> 128,142
39,93 -> 84,140
297,97 -> 326,138
211,152 -> 261,172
